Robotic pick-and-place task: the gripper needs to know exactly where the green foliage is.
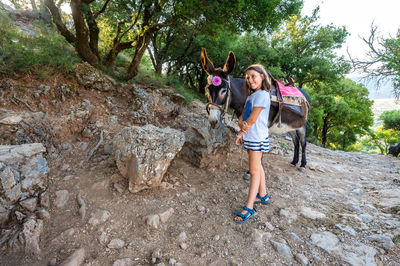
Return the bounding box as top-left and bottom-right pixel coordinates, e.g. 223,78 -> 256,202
269,9 -> 350,86
355,126 -> 400,154
380,109 -> 400,130
383,36 -> 400,97
132,55 -> 204,105
0,11 -> 80,75
307,78 -> 374,150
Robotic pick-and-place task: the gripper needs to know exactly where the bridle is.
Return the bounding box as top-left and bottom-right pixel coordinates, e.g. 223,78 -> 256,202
205,75 -> 232,118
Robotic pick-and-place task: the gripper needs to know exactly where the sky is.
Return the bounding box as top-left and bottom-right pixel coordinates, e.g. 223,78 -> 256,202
301,0 -> 400,98
301,0 -> 400,61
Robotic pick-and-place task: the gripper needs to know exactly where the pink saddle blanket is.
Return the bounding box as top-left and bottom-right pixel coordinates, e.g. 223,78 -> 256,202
277,82 -> 304,97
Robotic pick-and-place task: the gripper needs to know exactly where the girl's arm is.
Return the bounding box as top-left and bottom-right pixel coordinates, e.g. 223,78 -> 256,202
243,107 -> 263,130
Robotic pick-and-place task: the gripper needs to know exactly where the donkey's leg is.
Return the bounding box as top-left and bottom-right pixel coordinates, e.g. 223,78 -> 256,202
297,127 -> 307,168
288,131 -> 299,166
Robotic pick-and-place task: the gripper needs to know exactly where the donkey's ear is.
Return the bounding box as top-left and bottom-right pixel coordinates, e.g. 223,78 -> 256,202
200,48 -> 215,75
223,51 -> 236,74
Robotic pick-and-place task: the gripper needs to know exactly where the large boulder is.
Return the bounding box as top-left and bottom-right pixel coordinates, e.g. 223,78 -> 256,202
0,143 -> 49,255
177,100 -> 233,169
113,124 -> 185,192
180,113 -> 232,169
130,85 -> 186,125
75,62 -> 113,92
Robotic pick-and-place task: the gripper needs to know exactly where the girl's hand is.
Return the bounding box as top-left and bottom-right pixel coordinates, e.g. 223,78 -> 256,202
235,133 -> 244,146
241,121 -> 251,132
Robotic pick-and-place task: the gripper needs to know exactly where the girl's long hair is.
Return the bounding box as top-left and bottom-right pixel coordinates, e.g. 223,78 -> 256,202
244,64 -> 272,96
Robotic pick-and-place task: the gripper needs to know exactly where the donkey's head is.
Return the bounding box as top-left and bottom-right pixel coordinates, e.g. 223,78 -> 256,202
200,48 -> 236,128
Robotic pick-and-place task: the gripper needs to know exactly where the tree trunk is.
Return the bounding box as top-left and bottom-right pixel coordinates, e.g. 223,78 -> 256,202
125,32 -> 151,80
44,0 -> 76,43
321,114 -> 329,147
104,41 -> 133,67
31,0 -> 38,11
84,8 -> 100,60
70,0 -> 99,66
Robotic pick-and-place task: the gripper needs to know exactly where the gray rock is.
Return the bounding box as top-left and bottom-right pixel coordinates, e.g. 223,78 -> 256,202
359,214 -> 373,223
310,231 -> 339,253
295,253 -> 309,265
19,197 -> 37,212
366,234 -> 394,250
145,214 -> 160,229
75,62 -> 113,92
103,143 -> 113,155
301,207 -> 326,220
336,224 -> 357,237
340,243 -> 377,266
107,238 -> 125,249
113,125 -> 185,193
40,191 -> 50,208
88,210 -> 111,226
97,231 -> 108,245
179,242 -> 188,250
36,209 -> 50,222
60,247 -> 85,266
0,115 -> 22,125
113,258 -> 133,266
1,166 -> 16,191
54,190 -> 69,208
159,208 -> 174,223
177,231 -> 187,242
270,240 -> 293,260
21,218 -> 43,256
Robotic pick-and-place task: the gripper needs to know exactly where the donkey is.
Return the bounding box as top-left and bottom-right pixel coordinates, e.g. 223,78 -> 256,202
200,48 -> 310,169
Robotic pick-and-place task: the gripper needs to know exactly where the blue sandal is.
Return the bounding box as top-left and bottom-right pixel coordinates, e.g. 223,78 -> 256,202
234,206 -> 256,223
254,193 -> 271,205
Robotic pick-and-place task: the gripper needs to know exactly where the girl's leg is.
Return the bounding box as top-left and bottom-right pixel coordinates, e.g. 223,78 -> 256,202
235,150 -> 263,222
258,159 -> 267,197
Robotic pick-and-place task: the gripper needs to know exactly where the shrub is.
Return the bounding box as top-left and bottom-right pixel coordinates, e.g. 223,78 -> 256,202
0,11 -> 80,76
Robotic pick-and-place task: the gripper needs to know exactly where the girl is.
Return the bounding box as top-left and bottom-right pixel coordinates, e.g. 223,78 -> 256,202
234,64 -> 271,223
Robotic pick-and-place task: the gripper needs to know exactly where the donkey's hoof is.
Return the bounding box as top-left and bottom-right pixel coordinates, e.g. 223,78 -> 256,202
290,163 -> 297,167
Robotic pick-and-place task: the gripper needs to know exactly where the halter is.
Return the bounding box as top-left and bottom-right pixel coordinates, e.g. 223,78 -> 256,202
205,75 -> 232,118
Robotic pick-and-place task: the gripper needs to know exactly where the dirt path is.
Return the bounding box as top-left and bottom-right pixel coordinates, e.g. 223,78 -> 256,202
1,83 -> 399,266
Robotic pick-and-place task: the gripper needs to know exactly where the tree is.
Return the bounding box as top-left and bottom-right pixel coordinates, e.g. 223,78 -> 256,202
380,109 -> 400,156
44,0 -> 303,81
307,79 -> 374,150
269,8 -> 350,87
380,110 -> 400,130
349,23 -> 400,98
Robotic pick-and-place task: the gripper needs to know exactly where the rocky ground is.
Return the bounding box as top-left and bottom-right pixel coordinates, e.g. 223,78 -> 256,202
0,72 -> 399,266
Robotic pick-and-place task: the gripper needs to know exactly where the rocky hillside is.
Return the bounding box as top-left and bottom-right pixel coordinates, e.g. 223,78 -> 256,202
0,63 -> 400,266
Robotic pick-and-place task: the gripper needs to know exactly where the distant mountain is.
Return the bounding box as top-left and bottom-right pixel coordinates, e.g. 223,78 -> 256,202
350,76 -> 395,99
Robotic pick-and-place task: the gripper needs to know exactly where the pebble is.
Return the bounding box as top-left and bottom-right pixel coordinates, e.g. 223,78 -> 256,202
180,243 -> 188,250
112,258 -> 133,266
366,234 -> 394,250
20,197 -> 37,212
213,235 -> 220,241
145,214 -> 160,229
270,240 -> 293,259
107,239 -> 125,249
59,248 -> 85,266
54,190 -> 69,208
159,208 -> 174,223
295,253 -> 309,265
36,208 -> 50,222
178,231 -> 187,242
197,206 -> 205,212
49,258 -> 57,266
301,207 -> 326,220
